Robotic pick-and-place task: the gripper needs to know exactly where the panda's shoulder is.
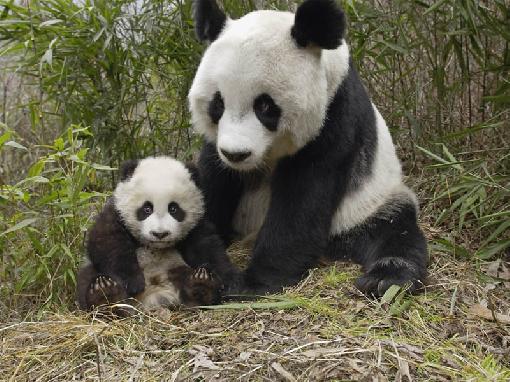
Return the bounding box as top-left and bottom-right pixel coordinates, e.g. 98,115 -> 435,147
89,198 -> 128,238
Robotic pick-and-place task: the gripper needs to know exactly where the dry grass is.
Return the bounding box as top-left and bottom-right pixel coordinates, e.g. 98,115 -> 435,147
1,226 -> 509,381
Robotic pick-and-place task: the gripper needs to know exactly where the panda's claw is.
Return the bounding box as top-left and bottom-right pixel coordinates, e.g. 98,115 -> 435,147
192,267 -> 210,281
355,259 -> 424,297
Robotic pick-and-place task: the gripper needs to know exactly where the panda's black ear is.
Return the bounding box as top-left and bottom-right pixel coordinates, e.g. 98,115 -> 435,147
119,159 -> 139,182
193,0 -> 227,43
185,162 -> 202,188
291,0 -> 346,50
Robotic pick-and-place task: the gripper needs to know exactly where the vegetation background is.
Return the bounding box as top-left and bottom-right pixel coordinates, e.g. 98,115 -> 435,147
0,0 -> 508,380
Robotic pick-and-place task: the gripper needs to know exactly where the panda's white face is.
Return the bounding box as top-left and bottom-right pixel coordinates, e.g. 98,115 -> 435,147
189,10 -> 350,171
114,157 -> 204,248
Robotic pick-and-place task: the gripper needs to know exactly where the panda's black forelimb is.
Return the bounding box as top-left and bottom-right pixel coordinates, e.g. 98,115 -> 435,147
197,142 -> 245,245
85,200 -> 146,297
177,217 -> 241,289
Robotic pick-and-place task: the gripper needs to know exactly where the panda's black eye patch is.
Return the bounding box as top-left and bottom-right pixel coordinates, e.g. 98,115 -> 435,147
137,201 -> 153,221
208,91 -> 225,124
168,202 -> 185,222
253,94 -> 281,132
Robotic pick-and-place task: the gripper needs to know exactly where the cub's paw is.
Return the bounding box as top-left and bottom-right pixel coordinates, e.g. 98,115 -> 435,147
86,275 -> 128,308
183,268 -> 223,306
355,257 -> 426,297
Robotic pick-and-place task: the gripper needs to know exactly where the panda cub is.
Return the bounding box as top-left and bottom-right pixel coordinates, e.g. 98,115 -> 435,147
77,156 -> 237,310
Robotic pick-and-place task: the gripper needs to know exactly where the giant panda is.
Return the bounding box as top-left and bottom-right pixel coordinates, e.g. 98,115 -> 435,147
76,156 -> 237,310
188,0 -> 428,297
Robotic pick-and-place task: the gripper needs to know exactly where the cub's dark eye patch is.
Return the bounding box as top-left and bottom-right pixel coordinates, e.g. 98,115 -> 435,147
208,91 -> 225,124
137,201 -> 153,221
168,202 -> 185,222
253,93 -> 281,132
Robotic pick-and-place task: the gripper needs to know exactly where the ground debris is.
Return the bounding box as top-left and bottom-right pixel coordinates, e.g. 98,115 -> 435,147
271,361 -> 297,382
468,302 -> 510,324
1,242 -> 510,381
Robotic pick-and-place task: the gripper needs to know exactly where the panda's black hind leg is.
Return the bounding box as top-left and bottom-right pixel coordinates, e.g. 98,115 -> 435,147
328,202 -> 428,297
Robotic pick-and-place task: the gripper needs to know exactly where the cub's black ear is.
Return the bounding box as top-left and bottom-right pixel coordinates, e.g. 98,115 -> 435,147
185,162 -> 202,188
193,0 -> 227,43
291,0 -> 346,50
119,159 -> 139,182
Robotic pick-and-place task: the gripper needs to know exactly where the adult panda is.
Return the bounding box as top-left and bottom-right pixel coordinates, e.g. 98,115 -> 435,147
188,0 -> 428,296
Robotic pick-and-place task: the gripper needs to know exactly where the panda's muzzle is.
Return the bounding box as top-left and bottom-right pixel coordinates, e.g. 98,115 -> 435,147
220,149 -> 252,163
150,230 -> 170,240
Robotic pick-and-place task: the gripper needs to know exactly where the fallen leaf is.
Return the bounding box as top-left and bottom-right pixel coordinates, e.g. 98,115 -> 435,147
394,358 -> 412,382
468,304 -> 510,324
238,351 -> 252,361
271,362 -> 297,382
189,345 -> 219,371
484,259 -> 510,288
300,347 -> 344,359
380,340 -> 423,361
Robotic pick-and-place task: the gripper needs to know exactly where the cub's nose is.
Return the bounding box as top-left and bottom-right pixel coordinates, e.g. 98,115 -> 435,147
220,149 -> 252,163
151,231 -> 170,240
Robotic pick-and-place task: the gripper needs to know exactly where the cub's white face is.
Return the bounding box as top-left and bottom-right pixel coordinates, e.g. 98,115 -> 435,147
114,157 -> 204,248
188,10 -> 350,171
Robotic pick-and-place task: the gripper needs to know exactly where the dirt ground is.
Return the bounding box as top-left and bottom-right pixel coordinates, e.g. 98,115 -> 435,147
1,226 -> 509,381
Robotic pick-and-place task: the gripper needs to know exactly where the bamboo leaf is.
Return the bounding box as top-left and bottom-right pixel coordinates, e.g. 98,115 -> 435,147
424,0 -> 448,15
199,296 -> 300,310
4,140 -> 27,150
1,218 -> 38,236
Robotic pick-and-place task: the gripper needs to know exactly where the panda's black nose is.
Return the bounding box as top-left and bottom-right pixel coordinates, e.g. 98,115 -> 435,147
221,149 -> 251,163
151,231 -> 169,240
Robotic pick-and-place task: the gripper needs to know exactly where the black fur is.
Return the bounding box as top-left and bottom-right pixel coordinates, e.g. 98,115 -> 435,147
253,93 -> 281,132
120,159 -> 139,181
136,201 -> 153,221
291,0 -> 346,50
208,91 -> 225,124
197,64 -> 427,295
168,202 -> 185,222
176,218 -> 240,283
197,142 -> 245,244
194,0 -> 227,43
76,266 -> 133,316
85,199 -> 145,298
168,266 -> 223,306
327,202 -> 428,296
185,162 -> 202,187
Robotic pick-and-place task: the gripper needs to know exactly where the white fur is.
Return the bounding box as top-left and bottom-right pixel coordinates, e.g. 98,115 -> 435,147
190,8 -> 415,236
330,105 -> 411,234
233,178 -> 271,237
114,156 -> 204,247
135,247 -> 186,308
188,10 -> 350,171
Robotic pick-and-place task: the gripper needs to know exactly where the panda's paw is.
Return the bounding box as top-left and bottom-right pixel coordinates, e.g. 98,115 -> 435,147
355,257 -> 425,297
87,275 -> 128,308
183,268 -> 223,306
